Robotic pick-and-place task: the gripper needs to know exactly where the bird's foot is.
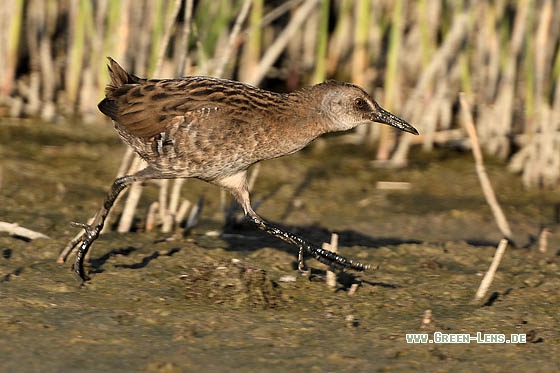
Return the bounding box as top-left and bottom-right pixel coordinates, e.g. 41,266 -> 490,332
67,221 -> 101,283
70,221 -> 100,240
305,240 -> 373,272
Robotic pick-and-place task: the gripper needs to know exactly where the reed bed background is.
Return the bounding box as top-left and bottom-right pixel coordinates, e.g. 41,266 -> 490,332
1,0 -> 559,193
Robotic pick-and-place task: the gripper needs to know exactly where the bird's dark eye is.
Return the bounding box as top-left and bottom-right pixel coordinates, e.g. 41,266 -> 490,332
354,97 -> 367,109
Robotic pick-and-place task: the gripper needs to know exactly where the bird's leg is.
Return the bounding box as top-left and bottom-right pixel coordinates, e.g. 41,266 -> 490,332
63,167 -> 158,282
245,212 -> 370,271
216,171 -> 371,272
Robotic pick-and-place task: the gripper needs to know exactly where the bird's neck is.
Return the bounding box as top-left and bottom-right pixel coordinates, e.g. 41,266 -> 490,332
282,88 -> 331,136
243,91 -> 328,163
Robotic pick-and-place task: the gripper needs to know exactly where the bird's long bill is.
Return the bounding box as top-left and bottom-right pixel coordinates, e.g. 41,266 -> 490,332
373,107 -> 419,135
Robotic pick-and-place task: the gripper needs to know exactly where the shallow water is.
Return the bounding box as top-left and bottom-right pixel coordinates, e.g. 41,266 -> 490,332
1,119 -> 559,371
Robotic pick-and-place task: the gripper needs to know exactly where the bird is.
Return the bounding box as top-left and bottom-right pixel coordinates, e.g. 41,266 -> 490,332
64,57 -> 418,282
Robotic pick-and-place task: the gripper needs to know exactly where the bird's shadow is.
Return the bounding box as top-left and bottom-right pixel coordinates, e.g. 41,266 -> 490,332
89,245 -> 181,274
218,219 -> 422,255
89,246 -> 136,274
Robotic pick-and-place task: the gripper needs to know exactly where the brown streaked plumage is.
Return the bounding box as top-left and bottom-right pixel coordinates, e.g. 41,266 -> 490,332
64,57 -> 418,282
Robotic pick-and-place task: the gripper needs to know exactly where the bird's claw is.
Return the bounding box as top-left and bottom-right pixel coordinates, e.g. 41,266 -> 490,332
70,221 -> 89,229
71,221 -> 99,242
67,221 -> 100,283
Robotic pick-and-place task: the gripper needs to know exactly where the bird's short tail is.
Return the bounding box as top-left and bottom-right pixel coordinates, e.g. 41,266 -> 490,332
100,57 -> 146,119
105,57 -> 144,91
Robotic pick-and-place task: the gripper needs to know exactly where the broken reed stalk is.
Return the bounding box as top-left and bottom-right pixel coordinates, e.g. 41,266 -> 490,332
420,309 -> 434,328
538,227 -> 549,253
474,238 -> 508,302
117,158 -> 147,232
460,94 -> 513,302
324,233 -> 339,288
159,179 -> 171,232
0,221 -> 49,240
459,93 -> 513,242
145,201 -> 160,232
163,178 -> 186,232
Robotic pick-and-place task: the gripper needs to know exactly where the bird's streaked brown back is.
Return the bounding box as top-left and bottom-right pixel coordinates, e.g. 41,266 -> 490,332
98,58 -> 293,139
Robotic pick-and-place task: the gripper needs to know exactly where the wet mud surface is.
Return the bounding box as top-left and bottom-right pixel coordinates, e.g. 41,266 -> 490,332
1,119 -> 559,371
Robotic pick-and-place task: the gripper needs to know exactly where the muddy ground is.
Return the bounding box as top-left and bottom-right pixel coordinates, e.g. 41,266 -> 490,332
1,119 -> 559,372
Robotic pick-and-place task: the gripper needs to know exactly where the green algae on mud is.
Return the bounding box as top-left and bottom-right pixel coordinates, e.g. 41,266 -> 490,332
1,119 -> 559,371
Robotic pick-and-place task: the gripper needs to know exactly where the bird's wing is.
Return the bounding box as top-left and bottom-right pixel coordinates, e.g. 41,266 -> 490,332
98,78 -> 245,138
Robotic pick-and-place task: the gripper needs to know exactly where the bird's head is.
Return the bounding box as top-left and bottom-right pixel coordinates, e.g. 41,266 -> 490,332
316,81 -> 418,135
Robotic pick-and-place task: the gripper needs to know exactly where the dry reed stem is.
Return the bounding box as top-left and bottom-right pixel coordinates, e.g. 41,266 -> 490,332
169,179 -> 185,216
326,0 -> 352,75
538,227 -> 549,253
176,0 -> 194,76
117,182 -> 143,233
391,12 -> 470,166
375,181 -> 410,190
115,146 -> 135,178
161,179 -> 186,233
460,93 -> 513,242
480,0 -> 530,158
350,0 -> 371,144
175,199 -> 192,225
259,0 -> 303,28
535,0 -> 553,106
102,147 -> 139,234
185,197 -> 204,233
159,179 -> 170,232
239,0 -> 262,82
0,0 -> 24,97
347,283 -> 359,296
145,201 -> 160,232
512,61 -> 560,187
153,0 -> 183,76
117,158 -> 147,233
214,0 -> 252,78
0,221 -> 49,240
247,0 -> 319,86
474,238 -> 508,302
324,233 -> 338,288
420,309 -> 433,328
376,0 -> 403,160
